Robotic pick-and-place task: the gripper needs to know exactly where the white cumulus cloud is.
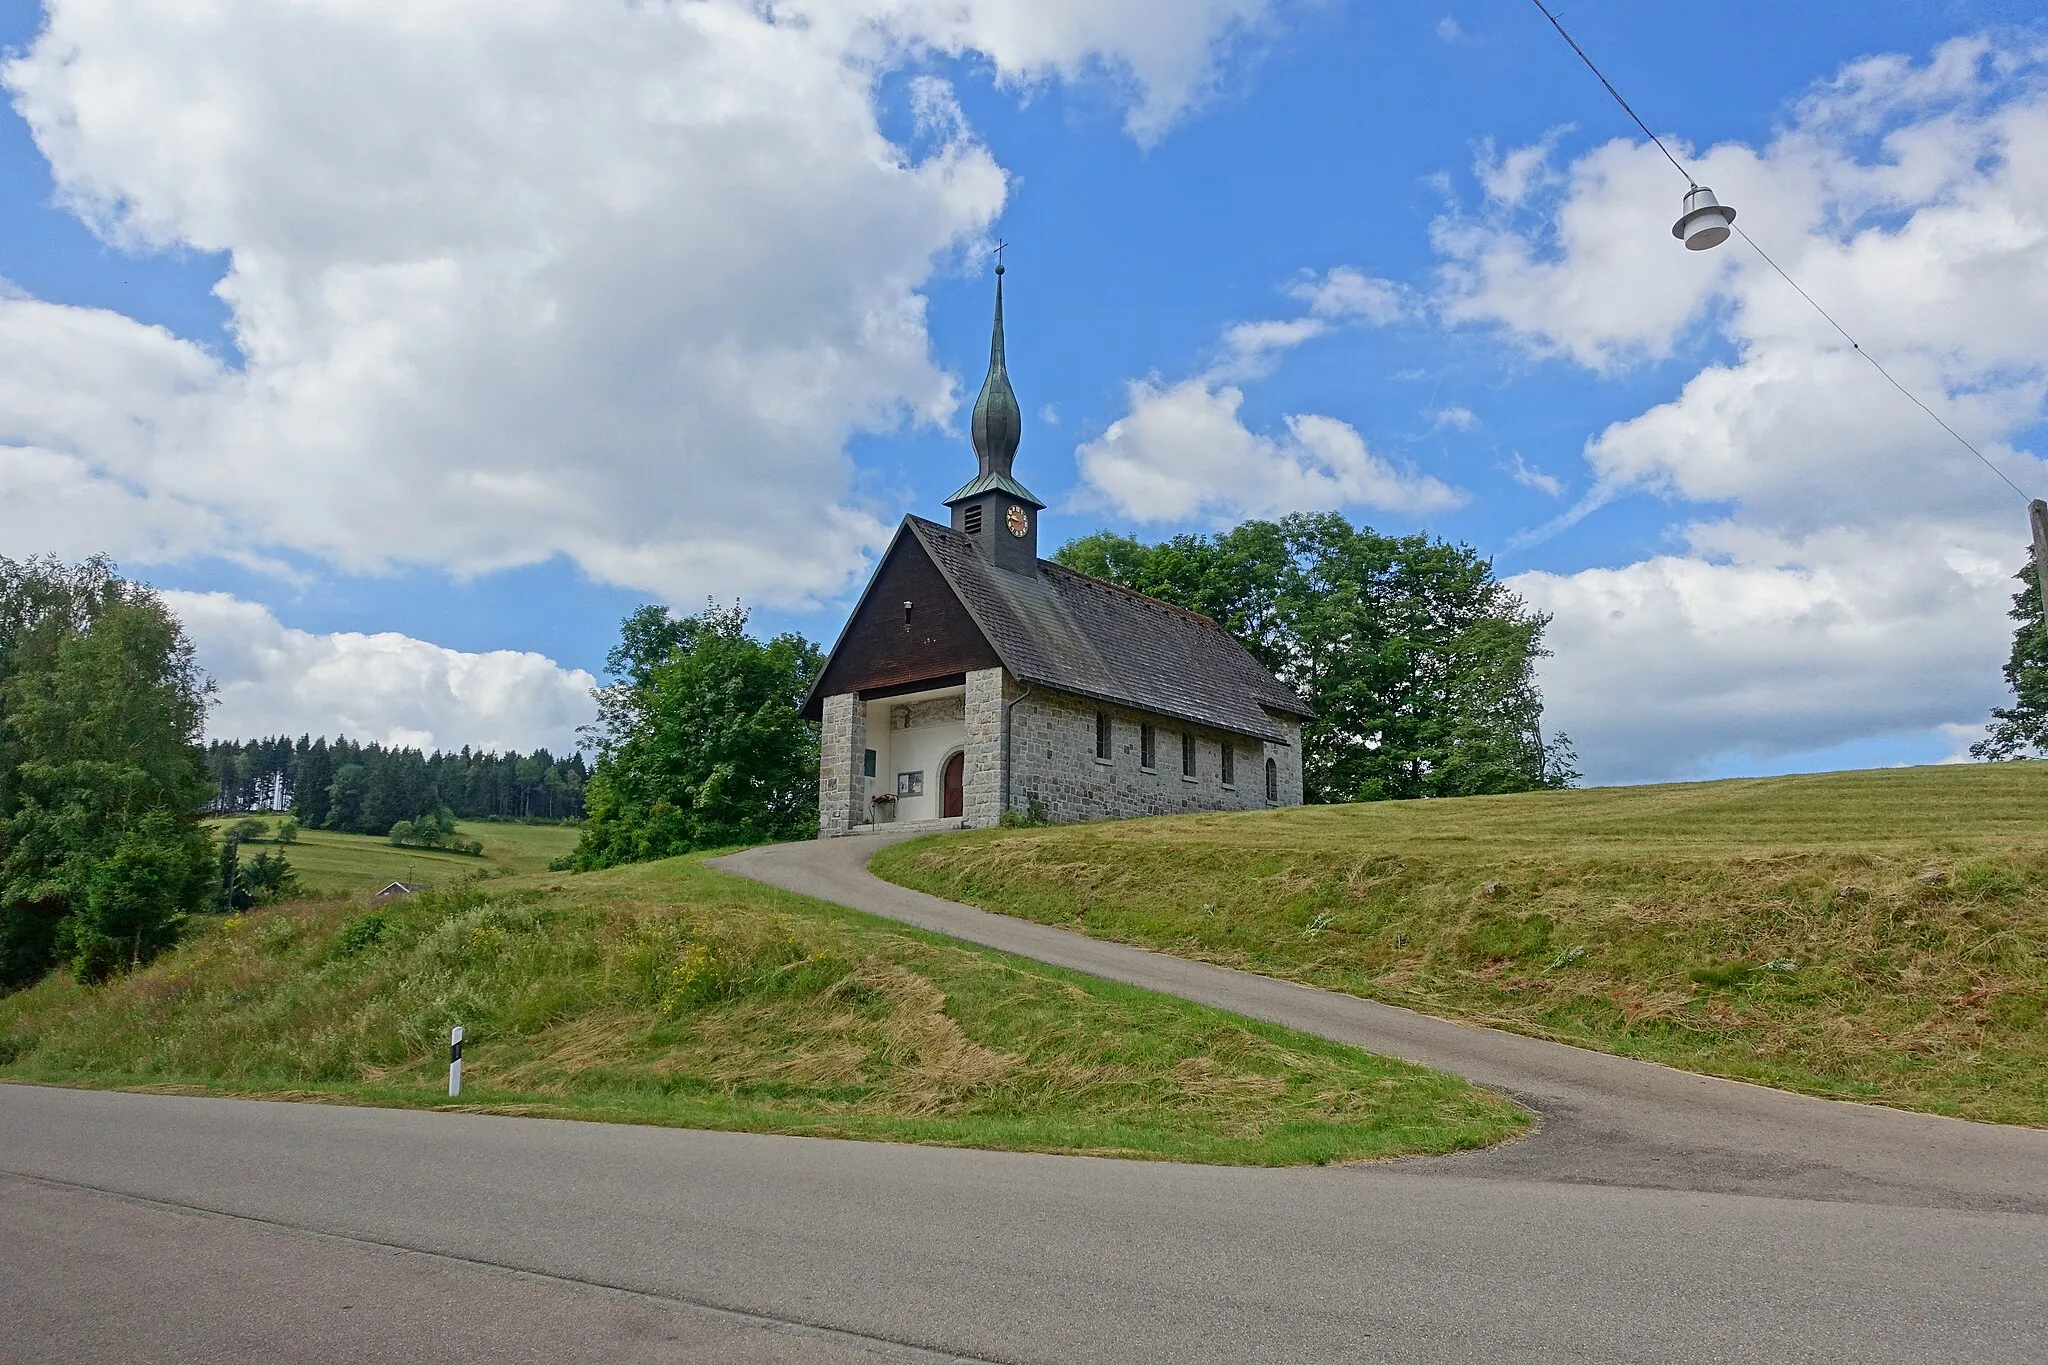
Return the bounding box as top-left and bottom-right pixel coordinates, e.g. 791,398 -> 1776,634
1216,266 -> 1410,376
1506,452 -> 1561,497
1439,38 -> 2048,781
0,0 -> 1284,611
1078,263 -> 1451,523
167,592 -> 597,755
1287,265 -> 1410,324
1512,527 -> 2019,780
1076,377 -> 1465,524
844,0 -> 1289,143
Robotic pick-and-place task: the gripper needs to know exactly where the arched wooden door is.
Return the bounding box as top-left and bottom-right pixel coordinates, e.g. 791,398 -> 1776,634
941,752 -> 965,819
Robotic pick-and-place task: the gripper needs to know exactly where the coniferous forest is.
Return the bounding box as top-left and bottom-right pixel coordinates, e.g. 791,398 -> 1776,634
202,737 -> 588,832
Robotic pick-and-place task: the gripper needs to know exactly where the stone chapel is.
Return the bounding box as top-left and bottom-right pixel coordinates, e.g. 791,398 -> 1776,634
801,268 -> 1311,836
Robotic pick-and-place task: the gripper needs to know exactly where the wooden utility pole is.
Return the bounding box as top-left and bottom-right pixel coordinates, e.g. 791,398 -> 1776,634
2033,500 -> 2048,622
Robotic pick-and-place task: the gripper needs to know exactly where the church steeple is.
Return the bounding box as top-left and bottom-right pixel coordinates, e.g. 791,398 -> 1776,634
970,264 -> 1022,480
946,259 -> 1043,574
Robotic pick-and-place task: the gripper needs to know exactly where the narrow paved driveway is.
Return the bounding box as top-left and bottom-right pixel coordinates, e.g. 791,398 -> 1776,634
714,833 -> 2048,1213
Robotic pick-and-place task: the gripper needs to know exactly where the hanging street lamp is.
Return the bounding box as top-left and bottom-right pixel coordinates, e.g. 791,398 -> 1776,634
1532,0 -> 2044,619
1672,185 -> 1737,251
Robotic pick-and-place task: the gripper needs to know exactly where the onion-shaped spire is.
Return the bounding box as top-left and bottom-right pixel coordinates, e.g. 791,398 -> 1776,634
969,265 -> 1022,479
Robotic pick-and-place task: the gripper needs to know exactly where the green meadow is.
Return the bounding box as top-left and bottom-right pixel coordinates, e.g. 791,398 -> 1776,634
874,763 -> 2048,1126
0,856 -> 1524,1166
204,817 -> 581,896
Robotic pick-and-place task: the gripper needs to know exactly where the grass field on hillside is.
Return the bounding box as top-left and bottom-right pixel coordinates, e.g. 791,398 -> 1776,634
0,858 -> 1524,1166
874,764 -> 2048,1126
205,817 -> 581,896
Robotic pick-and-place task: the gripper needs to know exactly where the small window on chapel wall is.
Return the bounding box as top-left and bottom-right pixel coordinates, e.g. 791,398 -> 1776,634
1221,743 -> 1235,788
1265,758 -> 1279,803
1181,732 -> 1197,779
964,504 -> 984,535
863,750 -> 877,779
1095,712 -> 1112,761
1140,724 -> 1156,770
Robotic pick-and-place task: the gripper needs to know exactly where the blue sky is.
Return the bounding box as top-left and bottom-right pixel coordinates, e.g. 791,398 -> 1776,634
1,0 -> 2044,779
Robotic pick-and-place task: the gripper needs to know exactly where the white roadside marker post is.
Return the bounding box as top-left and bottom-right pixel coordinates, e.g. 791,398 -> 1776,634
449,1025 -> 464,1098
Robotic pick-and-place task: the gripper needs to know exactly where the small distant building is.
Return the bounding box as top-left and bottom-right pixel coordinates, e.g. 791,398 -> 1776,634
802,268 -> 1311,836
374,882 -> 420,899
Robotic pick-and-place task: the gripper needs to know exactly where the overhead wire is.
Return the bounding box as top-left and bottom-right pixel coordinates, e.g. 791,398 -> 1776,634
1529,0 -> 1696,183
1525,0 -> 2038,506
1730,226 -> 2034,502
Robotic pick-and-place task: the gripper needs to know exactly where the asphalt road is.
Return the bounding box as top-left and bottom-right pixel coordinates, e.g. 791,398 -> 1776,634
4,833 -> 2044,1362
3,1087 -> 2044,1364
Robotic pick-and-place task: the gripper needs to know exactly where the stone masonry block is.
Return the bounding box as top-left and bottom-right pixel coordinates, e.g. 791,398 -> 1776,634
818,692 -> 868,837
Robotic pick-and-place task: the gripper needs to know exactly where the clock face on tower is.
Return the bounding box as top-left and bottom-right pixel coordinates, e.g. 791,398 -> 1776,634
1006,505 -> 1030,538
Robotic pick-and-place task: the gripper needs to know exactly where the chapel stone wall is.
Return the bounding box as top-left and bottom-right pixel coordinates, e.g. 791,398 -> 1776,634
1003,686 -> 1304,825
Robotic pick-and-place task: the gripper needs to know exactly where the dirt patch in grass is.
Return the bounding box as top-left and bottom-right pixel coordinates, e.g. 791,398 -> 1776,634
872,763 -> 2048,1126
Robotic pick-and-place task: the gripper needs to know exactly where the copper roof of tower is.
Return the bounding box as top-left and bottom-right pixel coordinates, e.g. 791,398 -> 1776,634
947,265 -> 1040,507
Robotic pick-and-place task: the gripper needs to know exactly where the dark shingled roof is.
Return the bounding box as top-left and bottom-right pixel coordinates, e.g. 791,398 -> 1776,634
904,516 -> 1311,744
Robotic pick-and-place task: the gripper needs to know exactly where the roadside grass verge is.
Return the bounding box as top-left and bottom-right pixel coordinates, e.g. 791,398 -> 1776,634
0,858 -> 1524,1166
872,764 -> 2048,1126
203,818 -> 581,896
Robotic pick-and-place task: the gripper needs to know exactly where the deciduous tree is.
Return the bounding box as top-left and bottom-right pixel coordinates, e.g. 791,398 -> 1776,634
1057,513 -> 1576,804
1971,552 -> 2047,761
0,558 -> 215,987
563,604 -> 822,869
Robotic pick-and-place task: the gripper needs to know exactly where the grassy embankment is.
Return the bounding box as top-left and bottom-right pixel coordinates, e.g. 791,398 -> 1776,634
873,764 -> 2048,1126
0,856 -> 1524,1165
203,816 -> 580,896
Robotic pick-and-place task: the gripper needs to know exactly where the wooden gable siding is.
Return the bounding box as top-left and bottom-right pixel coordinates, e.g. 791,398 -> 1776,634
805,532 -> 1001,717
